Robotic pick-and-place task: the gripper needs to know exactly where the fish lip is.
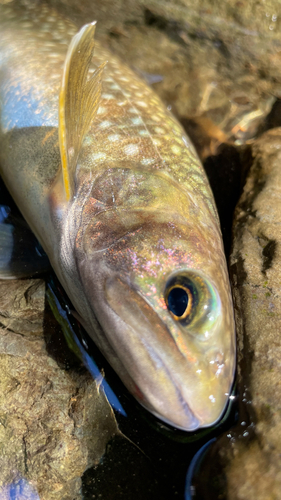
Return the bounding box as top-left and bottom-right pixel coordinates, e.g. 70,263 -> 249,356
121,347 -> 201,431
146,407 -> 203,432
90,296 -> 200,430
131,338 -> 201,430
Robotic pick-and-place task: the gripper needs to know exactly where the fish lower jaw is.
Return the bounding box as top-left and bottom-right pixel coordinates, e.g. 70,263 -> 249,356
132,373 -> 228,432
142,403 -> 224,432
146,407 -> 201,432
131,383 -> 200,432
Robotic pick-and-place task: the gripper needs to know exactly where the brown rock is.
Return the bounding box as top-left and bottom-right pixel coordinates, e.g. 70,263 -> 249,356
225,128 -> 281,499
0,279 -> 117,500
0,279 -> 45,337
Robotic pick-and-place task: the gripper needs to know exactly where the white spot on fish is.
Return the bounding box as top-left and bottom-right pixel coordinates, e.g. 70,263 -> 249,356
209,395 -> 216,403
136,101 -> 148,108
155,127 -> 165,134
131,117 -> 143,125
91,152 -> 107,161
102,93 -> 115,100
141,158 -> 154,165
97,107 -> 106,115
124,144 -> 139,156
108,134 -> 121,142
83,137 -> 92,145
171,145 -> 181,155
152,138 -> 162,146
99,120 -> 112,129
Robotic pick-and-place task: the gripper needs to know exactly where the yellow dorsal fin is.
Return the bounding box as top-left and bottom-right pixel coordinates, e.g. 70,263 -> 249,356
59,22 -> 106,201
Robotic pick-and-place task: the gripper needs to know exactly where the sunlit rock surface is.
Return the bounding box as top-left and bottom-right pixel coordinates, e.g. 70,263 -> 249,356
0,279 -> 117,500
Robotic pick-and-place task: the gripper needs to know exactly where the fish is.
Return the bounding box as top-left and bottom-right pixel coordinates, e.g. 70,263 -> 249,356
0,1 -> 235,431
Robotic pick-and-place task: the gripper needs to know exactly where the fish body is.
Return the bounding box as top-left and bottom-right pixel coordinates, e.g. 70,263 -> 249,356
0,1 -> 235,431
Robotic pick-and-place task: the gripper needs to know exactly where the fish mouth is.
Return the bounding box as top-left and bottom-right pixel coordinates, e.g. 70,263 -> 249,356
102,276 -> 201,431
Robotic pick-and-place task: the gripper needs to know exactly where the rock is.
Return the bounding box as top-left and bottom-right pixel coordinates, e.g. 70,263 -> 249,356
225,128 -> 281,499
216,128 -> 281,500
189,128 -> 281,500
0,279 -> 117,500
0,279 -> 45,337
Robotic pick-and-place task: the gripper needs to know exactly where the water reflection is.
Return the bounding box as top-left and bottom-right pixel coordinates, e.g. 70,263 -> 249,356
0,478 -> 40,500
184,438 -> 216,499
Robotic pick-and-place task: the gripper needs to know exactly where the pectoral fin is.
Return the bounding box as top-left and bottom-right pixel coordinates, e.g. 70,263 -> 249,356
59,22 -> 106,201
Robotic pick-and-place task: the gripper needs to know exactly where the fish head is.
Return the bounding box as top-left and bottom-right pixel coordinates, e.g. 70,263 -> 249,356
76,216 -> 235,431
74,169 -> 235,432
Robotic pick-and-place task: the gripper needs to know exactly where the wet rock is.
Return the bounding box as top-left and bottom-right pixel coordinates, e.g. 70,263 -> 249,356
225,128 -> 281,499
0,279 -> 45,337
0,279 -> 117,500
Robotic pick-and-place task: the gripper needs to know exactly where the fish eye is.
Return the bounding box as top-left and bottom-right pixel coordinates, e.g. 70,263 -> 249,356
164,272 -> 221,335
166,285 -> 193,321
165,275 -> 198,323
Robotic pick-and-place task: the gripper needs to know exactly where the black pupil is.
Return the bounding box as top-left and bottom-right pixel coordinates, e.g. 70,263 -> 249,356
167,287 -> 189,317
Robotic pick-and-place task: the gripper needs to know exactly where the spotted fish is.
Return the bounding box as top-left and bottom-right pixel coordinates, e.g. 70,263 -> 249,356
0,1 -> 235,431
